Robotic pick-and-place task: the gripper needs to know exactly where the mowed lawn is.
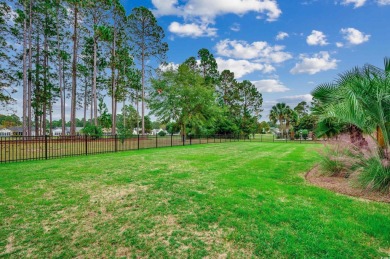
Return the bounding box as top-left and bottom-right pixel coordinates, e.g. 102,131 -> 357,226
0,143 -> 389,258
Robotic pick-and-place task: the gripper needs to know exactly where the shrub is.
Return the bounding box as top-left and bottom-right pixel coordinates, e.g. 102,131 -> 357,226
117,127 -> 132,144
158,130 -> 166,137
302,129 -> 309,140
318,142 -> 363,177
82,125 -> 103,139
359,156 -> 390,193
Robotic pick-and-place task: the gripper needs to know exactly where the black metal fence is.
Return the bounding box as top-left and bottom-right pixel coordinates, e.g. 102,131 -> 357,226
0,134 -> 318,163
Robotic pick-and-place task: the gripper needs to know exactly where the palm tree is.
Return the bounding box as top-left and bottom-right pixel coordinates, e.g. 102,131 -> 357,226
312,57 -> 390,156
285,108 -> 298,139
269,103 -> 289,138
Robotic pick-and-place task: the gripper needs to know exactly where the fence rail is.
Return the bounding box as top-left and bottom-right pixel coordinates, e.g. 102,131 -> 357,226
0,134 -> 318,163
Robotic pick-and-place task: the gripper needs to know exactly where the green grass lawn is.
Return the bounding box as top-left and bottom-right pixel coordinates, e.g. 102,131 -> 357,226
1,142 -> 389,258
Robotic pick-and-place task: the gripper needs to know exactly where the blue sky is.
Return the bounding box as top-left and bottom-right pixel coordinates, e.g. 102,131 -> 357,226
121,0 -> 390,117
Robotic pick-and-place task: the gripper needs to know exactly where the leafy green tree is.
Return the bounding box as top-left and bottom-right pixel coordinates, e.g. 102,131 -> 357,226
238,80 -> 263,135
297,114 -> 317,132
127,6 -> 168,135
165,122 -> 180,135
198,48 -> 219,86
294,101 -> 309,118
144,115 -> 152,133
218,70 -> 240,108
98,98 -> 111,129
149,64 -> 218,137
258,121 -> 270,134
183,56 -> 199,72
116,104 -> 140,133
151,121 -> 160,129
0,114 -> 22,127
82,124 -> 103,139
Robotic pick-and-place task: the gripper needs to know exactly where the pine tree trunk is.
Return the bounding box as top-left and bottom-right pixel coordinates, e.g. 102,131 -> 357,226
70,4 -> 78,135
56,0 -> 65,136
62,58 -> 66,132
27,0 -> 33,136
111,27 -> 116,134
123,100 -> 126,129
141,50 -> 145,135
22,5 -> 28,136
141,20 -> 145,136
49,101 -> 53,136
136,90 -> 140,133
34,32 -> 40,136
83,79 -> 87,127
42,15 -> 48,136
92,35 -> 98,126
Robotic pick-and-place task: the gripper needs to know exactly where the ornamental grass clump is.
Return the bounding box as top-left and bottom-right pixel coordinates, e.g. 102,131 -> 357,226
359,156 -> 390,193
318,139 -> 365,177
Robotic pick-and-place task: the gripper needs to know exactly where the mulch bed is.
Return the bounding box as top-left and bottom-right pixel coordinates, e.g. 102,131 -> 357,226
305,165 -> 390,203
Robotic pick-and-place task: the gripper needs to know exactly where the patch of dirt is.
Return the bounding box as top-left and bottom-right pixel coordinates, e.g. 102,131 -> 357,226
89,184 -> 148,204
306,165 -> 390,203
116,247 -> 131,258
5,235 -> 14,254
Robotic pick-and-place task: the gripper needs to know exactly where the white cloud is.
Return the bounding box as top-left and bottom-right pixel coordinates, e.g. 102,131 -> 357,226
378,0 -> 390,5
230,23 -> 241,32
152,0 -> 282,22
277,94 -> 313,104
306,30 -> 328,46
216,58 -> 275,78
168,21 -> 217,38
276,32 -> 289,41
252,79 -> 290,93
159,62 -> 179,72
340,28 -> 370,45
215,39 -> 292,63
336,42 -> 344,48
340,0 -> 367,8
290,51 -> 338,75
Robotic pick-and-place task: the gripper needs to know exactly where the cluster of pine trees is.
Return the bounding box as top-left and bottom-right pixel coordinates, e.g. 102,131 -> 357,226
0,1 -> 167,136
1,1 -> 264,137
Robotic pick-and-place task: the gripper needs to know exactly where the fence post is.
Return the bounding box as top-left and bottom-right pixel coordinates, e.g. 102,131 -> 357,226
190,135 -> 192,145
138,134 -> 140,150
273,134 -> 275,142
156,133 -> 158,148
171,134 -> 173,147
45,135 -> 48,160
85,135 -> 88,155
182,135 -> 185,146
115,134 -> 118,152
